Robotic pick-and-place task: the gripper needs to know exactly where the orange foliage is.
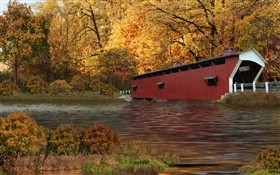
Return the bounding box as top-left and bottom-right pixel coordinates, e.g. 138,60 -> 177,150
80,124 -> 120,155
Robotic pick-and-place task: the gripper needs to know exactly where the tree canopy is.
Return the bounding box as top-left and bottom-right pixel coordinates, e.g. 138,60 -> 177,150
0,1 -> 47,84
0,0 -> 279,85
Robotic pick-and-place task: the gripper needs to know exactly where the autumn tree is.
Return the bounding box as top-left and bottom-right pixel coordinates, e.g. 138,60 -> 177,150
36,0 -> 130,80
108,5 -> 150,72
68,0 -> 118,54
31,0 -> 278,82
239,4 -> 280,81
0,1 -> 44,84
24,14 -> 52,81
47,1 -> 83,81
96,48 -> 137,89
214,0 -> 277,54
144,0 -> 219,61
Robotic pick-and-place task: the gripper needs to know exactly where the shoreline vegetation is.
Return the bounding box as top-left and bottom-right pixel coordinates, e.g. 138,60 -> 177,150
0,77 -> 127,102
1,90 -> 279,174
215,92 -> 280,106
0,112 -> 178,175
240,146 -> 280,175
2,90 -> 280,105
0,91 -> 121,101
1,97 -> 279,174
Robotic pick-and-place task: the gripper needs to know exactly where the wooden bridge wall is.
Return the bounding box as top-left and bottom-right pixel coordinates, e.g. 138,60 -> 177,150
130,56 -> 239,100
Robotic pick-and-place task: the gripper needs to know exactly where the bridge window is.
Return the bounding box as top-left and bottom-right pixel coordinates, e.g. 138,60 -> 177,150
157,82 -> 165,89
204,76 -> 218,86
132,85 -> 137,91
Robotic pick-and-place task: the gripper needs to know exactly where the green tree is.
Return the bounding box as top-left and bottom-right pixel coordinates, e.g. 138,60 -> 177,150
96,48 -> 137,89
0,1 -> 44,84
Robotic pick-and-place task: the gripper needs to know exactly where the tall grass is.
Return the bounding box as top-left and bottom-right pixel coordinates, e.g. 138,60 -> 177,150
83,164 -> 114,175
217,92 -> 280,106
82,140 -> 179,175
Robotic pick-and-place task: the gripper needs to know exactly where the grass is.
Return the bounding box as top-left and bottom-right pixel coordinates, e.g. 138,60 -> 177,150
82,140 -> 179,175
216,92 -> 280,106
83,164 -> 114,175
115,156 -> 168,174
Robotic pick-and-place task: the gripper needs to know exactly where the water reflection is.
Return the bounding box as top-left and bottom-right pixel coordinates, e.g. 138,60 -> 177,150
1,99 -> 280,174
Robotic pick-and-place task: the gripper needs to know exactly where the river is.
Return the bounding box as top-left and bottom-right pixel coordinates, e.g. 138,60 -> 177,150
1,99 -> 280,174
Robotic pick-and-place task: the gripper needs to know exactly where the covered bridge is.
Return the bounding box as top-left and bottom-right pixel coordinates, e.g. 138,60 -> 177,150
130,49 -> 266,100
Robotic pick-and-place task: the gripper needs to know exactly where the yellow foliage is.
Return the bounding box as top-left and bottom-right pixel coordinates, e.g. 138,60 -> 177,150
14,0 -> 278,81
49,80 -> 72,95
0,80 -> 18,96
0,112 -> 46,154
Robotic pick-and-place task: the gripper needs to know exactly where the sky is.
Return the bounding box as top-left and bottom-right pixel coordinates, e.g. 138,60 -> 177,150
0,0 -> 44,15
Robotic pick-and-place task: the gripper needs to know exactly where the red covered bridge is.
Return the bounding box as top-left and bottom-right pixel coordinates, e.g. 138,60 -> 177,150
130,49 -> 266,100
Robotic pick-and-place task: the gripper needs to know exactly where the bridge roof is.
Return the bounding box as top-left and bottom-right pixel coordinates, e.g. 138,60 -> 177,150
133,49 -> 265,80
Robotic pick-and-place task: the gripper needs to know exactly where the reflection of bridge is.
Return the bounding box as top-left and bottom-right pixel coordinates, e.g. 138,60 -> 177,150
233,81 -> 280,93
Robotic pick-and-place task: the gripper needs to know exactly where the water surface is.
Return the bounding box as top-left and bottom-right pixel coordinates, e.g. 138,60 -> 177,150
1,99 -> 279,174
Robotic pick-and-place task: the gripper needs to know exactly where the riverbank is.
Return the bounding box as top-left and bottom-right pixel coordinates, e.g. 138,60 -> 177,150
1,98 -> 279,174
215,92 -> 280,106
0,112 -> 178,175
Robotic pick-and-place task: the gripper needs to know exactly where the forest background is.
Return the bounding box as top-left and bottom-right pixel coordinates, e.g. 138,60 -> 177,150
0,0 -> 279,91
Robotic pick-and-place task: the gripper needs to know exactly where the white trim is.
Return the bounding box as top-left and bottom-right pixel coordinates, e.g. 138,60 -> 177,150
229,60 -> 242,93
229,49 -> 266,93
253,67 -> 264,83
265,82 -> 269,93
239,49 -> 266,67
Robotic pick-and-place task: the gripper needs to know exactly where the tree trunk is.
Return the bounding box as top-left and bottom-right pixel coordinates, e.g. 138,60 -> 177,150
263,67 -> 268,82
88,3 -> 103,50
13,60 -> 18,85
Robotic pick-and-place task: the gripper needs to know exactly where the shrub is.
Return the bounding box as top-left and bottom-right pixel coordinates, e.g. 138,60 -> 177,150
255,146 -> 280,171
80,124 -> 120,155
88,80 -> 103,92
23,77 -> 48,94
49,80 -> 72,95
240,146 -> 280,174
87,78 -> 118,95
70,75 -> 87,92
46,124 -> 80,156
0,80 -> 18,96
100,84 -> 117,96
0,112 -> 46,168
